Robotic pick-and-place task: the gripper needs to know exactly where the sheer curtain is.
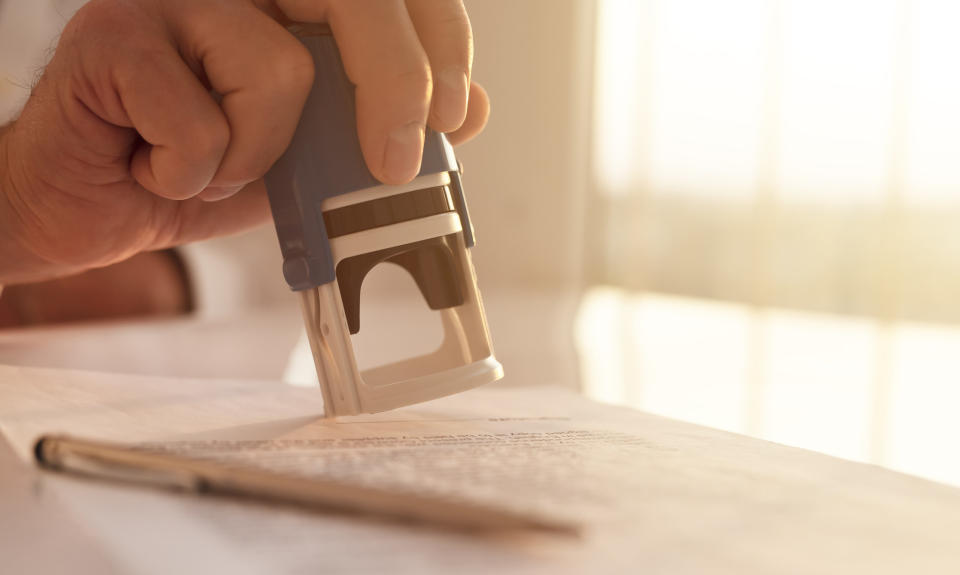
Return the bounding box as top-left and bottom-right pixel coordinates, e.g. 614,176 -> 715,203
579,0 -> 960,486
589,0 -> 960,321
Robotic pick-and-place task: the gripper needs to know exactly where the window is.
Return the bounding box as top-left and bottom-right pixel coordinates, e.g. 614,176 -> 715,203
580,0 -> 960,487
589,0 -> 960,321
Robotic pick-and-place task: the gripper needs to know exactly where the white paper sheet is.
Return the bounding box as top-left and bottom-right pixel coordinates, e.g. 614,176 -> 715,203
1,364 -> 959,574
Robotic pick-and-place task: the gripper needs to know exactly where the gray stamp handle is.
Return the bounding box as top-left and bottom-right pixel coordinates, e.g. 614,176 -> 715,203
264,32 -> 476,292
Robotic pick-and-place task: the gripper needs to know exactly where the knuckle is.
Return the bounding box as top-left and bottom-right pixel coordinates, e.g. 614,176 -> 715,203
111,44 -> 166,93
268,40 -> 316,95
393,63 -> 433,98
69,0 -> 142,39
184,116 -> 230,161
72,1 -> 163,94
416,1 -> 473,49
436,5 -> 473,36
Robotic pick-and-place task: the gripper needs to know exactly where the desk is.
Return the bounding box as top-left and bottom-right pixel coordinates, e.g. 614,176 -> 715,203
576,290 -> 960,488
0,288 -> 580,387
0,305 -> 304,381
2,291 -> 958,574
0,435 -> 119,574
0,306 -> 308,574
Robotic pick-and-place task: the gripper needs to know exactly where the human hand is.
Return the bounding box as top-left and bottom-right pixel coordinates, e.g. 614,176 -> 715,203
0,0 -> 490,285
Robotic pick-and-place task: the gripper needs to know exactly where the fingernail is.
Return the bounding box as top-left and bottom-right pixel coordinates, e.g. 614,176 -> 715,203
383,122 -> 425,183
198,184 -> 244,202
434,68 -> 469,130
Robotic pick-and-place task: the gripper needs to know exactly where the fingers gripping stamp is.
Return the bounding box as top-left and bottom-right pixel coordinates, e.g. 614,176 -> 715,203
265,27 -> 503,417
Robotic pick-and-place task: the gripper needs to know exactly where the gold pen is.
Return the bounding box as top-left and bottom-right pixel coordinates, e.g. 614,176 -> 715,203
34,434 -> 579,535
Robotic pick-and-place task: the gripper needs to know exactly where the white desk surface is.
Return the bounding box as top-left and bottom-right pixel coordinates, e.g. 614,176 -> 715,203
1,297 -> 958,574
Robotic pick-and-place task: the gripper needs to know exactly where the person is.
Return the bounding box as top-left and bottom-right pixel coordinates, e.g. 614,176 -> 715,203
0,0 -> 490,326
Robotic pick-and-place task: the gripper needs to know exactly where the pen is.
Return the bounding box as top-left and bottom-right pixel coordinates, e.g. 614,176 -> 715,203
34,434 -> 579,535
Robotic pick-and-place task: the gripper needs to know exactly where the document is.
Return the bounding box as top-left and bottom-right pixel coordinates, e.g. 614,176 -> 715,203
0,364 -> 652,529
2,364 -> 960,574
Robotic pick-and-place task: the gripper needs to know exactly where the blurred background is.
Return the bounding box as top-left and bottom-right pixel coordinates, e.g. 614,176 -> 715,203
577,0 -> 960,489
2,0 -> 960,487
466,0 -> 960,489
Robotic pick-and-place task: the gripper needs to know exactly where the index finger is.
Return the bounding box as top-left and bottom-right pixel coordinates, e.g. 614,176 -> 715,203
405,0 -> 473,133
273,0 -> 432,185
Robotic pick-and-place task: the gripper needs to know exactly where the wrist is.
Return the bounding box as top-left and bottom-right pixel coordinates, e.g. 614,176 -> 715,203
0,125 -> 25,284
0,123 -> 59,285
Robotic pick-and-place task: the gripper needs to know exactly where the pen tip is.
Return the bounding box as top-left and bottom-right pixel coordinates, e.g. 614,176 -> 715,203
33,436 -> 50,465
